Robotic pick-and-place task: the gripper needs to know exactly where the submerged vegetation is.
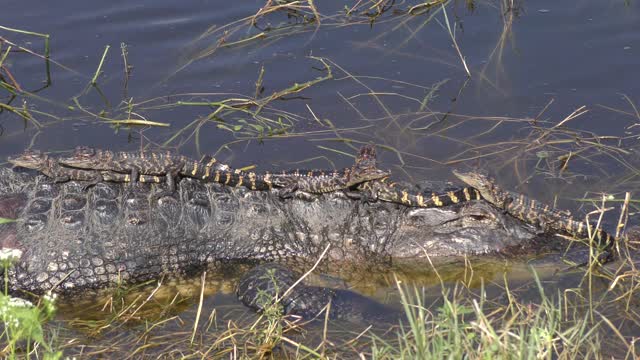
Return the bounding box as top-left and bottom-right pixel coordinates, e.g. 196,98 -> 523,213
2,0 -> 640,358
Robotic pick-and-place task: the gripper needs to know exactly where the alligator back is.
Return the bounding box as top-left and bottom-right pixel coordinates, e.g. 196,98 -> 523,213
0,168 -> 538,295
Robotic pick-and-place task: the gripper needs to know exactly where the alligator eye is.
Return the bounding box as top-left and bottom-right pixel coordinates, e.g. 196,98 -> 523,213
74,146 -> 95,158
469,214 -> 488,221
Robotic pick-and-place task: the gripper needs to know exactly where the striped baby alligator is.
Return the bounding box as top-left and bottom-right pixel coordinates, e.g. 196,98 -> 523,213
452,169 -> 615,254
30,145 -> 390,197
56,147 -> 229,195
356,178 -> 482,208
7,150 -> 174,187
8,150 -> 300,196
266,144 -> 390,198
346,146 -> 482,208
11,148 -> 480,209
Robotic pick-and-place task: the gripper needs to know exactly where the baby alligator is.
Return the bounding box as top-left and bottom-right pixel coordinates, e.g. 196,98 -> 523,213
452,169 -> 615,252
268,144 -> 390,198
31,145 -> 390,196
196,145 -> 388,194
9,150 -> 278,193
7,150 -> 168,186
356,178 -> 482,207
58,147 -> 231,195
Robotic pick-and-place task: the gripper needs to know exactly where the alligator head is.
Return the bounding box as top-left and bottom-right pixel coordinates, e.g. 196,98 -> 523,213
452,169 -> 502,205
346,144 -> 391,186
57,146 -> 108,169
7,150 -> 50,172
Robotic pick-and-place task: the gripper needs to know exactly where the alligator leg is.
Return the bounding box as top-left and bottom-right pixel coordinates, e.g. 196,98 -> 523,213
79,172 -> 104,191
151,169 -> 179,199
151,161 -> 184,199
501,196 -> 513,211
129,168 -> 140,186
277,184 -> 299,199
237,263 -> 401,323
273,178 -> 302,199
344,185 -> 379,204
51,174 -> 71,183
359,181 -> 382,203
277,184 -> 321,201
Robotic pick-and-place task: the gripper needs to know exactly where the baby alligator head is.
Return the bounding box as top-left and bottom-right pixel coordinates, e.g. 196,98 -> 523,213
7,150 -> 50,171
347,167 -> 390,186
347,144 -> 391,186
452,169 -> 499,204
57,146 -> 107,169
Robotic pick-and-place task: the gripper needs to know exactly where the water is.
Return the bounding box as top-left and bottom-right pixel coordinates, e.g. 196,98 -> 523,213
2,0 -> 640,356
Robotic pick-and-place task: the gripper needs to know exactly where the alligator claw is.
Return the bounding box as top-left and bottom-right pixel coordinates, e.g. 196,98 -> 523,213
152,189 -> 176,201
292,191 -> 320,202
81,183 -> 97,191
277,184 -> 299,199
344,189 -> 378,205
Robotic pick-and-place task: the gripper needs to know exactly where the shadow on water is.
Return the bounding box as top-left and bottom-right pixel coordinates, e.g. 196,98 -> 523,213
2,0 -> 640,357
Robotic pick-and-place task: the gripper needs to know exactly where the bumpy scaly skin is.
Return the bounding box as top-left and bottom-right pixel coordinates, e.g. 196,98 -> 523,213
0,168 -> 538,296
452,169 -> 615,251
9,147 -> 387,197
201,144 -> 389,195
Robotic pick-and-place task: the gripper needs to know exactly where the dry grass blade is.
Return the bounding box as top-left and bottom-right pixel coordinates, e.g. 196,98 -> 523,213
439,4 -> 470,77
191,271 -> 207,344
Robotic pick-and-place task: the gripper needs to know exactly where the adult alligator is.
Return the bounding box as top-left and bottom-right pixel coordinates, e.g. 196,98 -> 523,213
0,166 -> 540,298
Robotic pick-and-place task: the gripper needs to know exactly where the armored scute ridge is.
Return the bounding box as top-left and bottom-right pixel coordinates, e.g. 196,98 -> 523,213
453,169 -> 615,253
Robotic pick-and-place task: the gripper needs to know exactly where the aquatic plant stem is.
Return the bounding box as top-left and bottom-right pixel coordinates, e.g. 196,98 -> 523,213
91,45 -> 110,86
440,4 -> 470,77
